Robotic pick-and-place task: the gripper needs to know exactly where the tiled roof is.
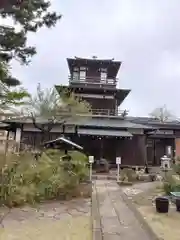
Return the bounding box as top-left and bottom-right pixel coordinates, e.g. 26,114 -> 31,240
127,116 -> 180,128
67,117 -> 153,129
78,128 -> 133,137
3,116 -> 153,130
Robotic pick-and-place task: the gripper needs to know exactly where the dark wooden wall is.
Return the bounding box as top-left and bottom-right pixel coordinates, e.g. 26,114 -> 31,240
21,131 -> 61,149
146,137 -> 175,166
21,131 -> 146,166
115,136 -> 146,166
21,130 -> 175,167
72,135 -> 146,166
174,130 -> 180,137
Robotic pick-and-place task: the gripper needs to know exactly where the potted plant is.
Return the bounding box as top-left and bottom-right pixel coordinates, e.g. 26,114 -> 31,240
176,198 -> 180,212
155,196 -> 169,213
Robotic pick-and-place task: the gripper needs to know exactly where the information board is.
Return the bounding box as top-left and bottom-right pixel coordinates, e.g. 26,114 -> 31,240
89,156 -> 94,164
116,157 -> 121,165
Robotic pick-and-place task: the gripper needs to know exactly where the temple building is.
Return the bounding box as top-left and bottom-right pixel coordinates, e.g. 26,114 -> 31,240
2,57 -> 180,167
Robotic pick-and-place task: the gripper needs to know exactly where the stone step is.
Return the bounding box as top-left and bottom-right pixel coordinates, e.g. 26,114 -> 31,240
148,167 -> 161,173
92,174 -> 117,180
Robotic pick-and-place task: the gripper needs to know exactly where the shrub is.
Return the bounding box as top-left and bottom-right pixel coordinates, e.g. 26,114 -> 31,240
68,151 -> 89,182
173,163 -> 180,175
45,149 -> 65,160
0,150 -> 89,207
175,156 -> 180,164
162,173 -> 180,195
120,168 -> 137,182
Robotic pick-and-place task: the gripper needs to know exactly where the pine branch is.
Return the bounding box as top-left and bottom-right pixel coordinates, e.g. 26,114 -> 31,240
0,0 -> 61,108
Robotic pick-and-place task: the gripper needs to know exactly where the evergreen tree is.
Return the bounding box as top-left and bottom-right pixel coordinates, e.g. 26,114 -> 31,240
0,0 -> 61,107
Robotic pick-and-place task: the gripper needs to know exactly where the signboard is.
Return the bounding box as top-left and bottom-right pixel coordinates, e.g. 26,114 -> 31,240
116,157 -> 121,165
89,156 -> 94,164
89,156 -> 94,182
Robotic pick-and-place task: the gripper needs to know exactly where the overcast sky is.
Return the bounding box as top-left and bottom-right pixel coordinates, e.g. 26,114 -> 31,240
10,0 -> 180,116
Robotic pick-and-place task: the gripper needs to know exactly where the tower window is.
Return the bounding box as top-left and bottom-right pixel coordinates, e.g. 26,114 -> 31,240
100,72 -> 107,81
100,68 -> 107,82
73,67 -> 79,80
80,66 -> 86,80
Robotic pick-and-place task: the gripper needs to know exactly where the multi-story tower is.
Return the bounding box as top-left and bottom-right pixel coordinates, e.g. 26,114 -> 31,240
60,56 -> 130,116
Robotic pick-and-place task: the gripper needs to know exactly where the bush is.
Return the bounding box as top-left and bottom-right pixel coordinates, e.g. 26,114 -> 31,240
120,168 -> 137,182
68,151 -> 89,182
0,150 -> 89,207
175,156 -> 180,164
162,173 -> 180,195
45,149 -> 65,160
173,163 -> 180,175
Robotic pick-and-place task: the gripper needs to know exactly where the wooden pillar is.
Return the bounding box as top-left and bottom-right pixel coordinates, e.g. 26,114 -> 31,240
7,131 -> 15,152
100,137 -> 103,159
138,135 -> 147,166
4,130 -> 10,156
142,135 -> 148,165
15,128 -> 21,152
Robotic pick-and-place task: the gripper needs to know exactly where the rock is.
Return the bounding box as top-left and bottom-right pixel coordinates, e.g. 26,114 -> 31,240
123,188 -> 143,196
138,174 -> 150,182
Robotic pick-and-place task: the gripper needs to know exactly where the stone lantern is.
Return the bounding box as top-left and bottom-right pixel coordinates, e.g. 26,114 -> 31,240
161,155 -> 171,170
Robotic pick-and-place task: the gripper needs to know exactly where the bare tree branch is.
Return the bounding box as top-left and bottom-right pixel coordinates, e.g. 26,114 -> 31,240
149,105 -> 175,123
30,112 -> 58,133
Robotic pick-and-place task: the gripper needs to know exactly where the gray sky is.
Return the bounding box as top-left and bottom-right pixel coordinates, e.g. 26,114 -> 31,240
11,0 -> 180,116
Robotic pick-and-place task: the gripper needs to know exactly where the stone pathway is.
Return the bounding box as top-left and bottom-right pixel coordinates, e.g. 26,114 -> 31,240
0,199 -> 91,240
92,180 -> 153,240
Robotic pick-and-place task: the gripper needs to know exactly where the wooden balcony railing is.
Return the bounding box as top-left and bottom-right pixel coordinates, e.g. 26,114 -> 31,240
91,109 -> 129,117
69,76 -> 117,86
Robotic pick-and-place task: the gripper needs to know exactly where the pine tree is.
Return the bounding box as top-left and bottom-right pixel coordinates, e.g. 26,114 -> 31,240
0,0 -> 61,107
